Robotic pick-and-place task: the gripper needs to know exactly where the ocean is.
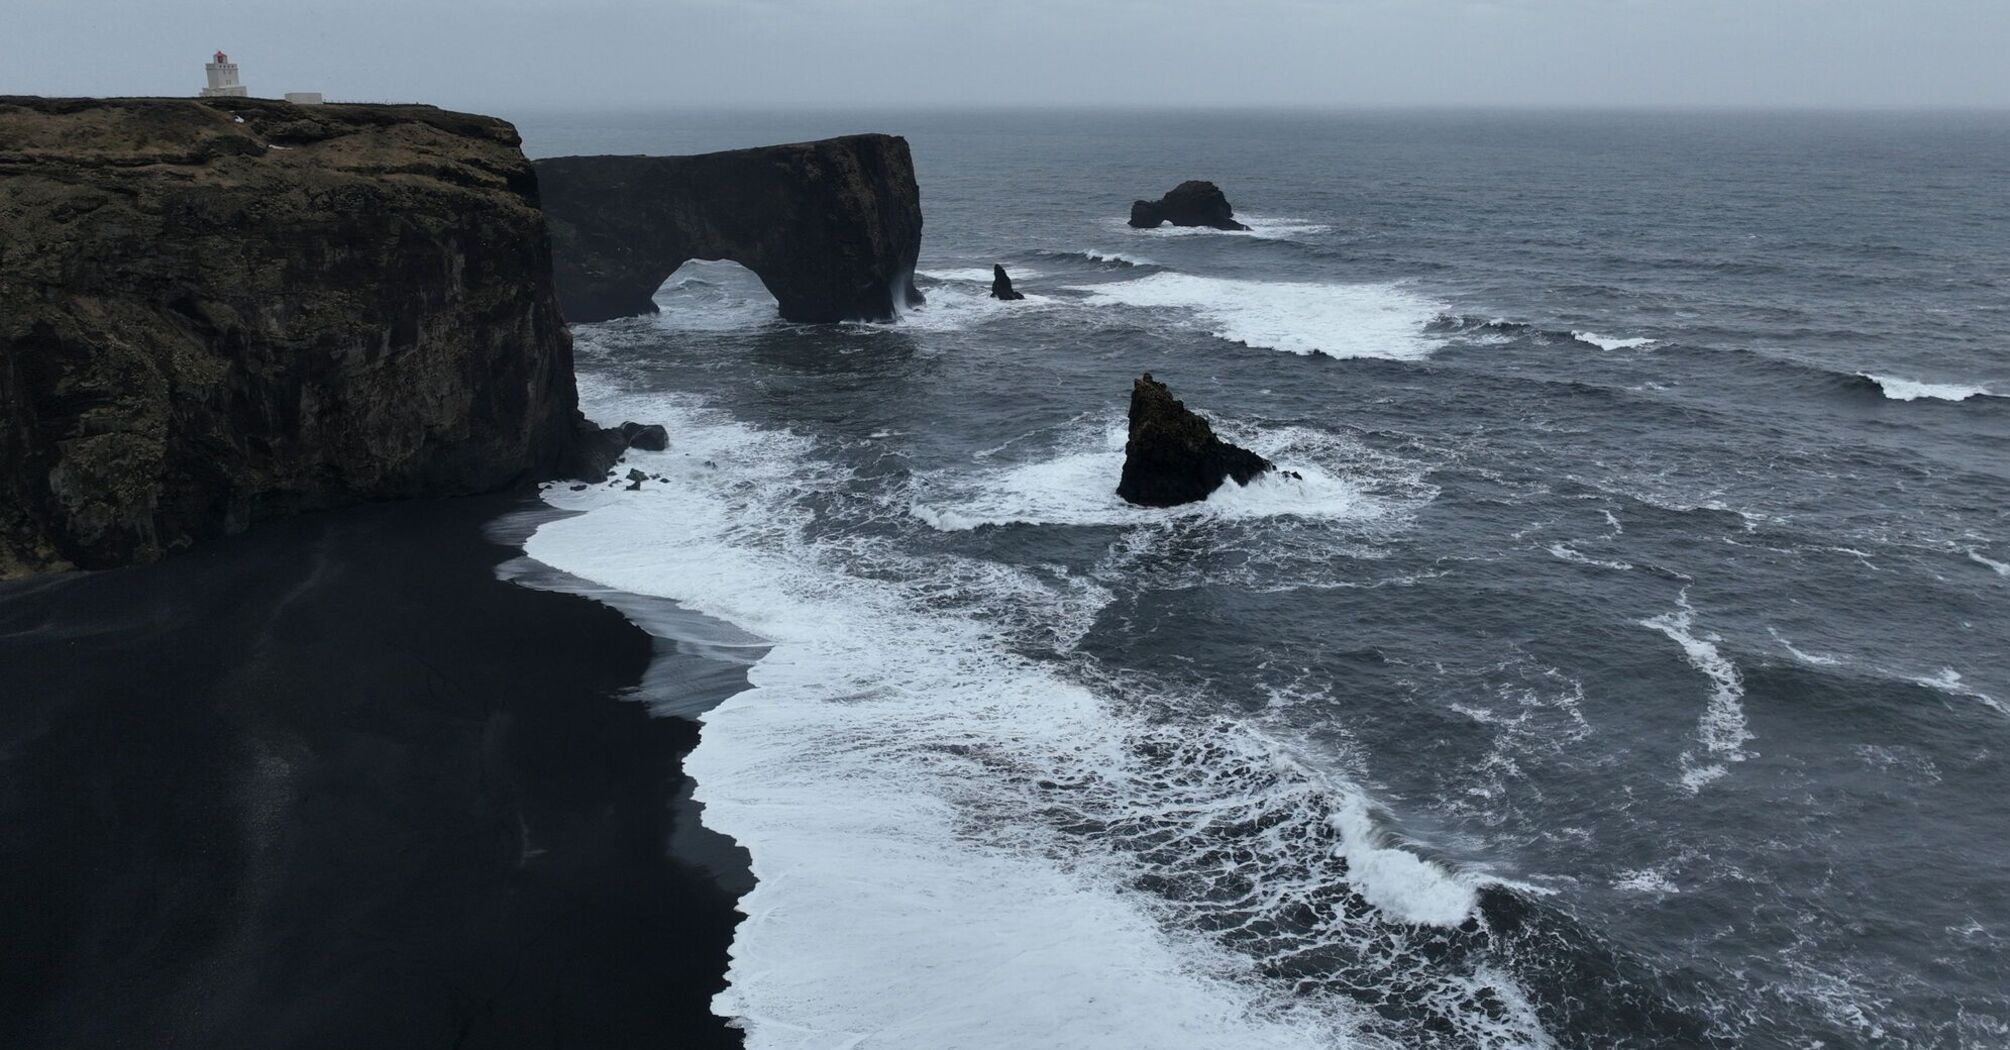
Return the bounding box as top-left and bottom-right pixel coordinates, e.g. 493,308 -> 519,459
508,109 -> 2010,1049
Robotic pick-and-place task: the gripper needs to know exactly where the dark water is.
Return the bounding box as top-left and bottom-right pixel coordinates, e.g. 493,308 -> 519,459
511,110 -> 2010,1049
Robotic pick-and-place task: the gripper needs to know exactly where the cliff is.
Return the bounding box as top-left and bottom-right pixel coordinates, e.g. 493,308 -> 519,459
536,135 -> 925,324
0,96 -> 584,578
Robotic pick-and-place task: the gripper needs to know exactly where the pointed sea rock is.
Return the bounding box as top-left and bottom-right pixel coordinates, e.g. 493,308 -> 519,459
991,264 -> 1025,301
1116,374 -> 1272,506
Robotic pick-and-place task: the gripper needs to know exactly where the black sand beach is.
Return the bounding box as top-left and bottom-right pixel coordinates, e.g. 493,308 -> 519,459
0,493 -> 745,1049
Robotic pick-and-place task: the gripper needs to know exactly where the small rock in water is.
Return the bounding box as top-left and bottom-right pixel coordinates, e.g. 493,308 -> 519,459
1127,180 -> 1250,231
990,264 -> 1025,301
624,468 -> 647,491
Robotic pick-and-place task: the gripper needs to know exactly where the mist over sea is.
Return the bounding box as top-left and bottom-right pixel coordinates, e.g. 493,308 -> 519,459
511,109 -> 2010,1049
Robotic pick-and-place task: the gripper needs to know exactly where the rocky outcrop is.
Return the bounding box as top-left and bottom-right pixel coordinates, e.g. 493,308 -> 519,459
563,420 -> 669,480
536,135 -> 925,324
1116,374 -> 1272,506
1128,180 -> 1249,231
0,96 -> 588,578
991,264 -> 1025,301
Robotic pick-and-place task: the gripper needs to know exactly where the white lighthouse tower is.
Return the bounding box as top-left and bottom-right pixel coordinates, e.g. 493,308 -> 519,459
200,51 -> 248,98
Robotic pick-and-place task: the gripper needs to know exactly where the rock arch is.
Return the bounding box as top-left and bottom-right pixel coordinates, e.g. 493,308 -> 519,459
535,134 -> 925,324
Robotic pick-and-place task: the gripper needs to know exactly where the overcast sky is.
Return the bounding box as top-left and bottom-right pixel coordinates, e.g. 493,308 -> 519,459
3,0 -> 2007,113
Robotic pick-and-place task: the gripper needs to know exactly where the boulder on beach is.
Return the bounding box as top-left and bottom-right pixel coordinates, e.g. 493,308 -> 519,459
1116,374 -> 1272,506
991,264 -> 1026,301
1127,180 -> 1250,231
564,420 -> 672,479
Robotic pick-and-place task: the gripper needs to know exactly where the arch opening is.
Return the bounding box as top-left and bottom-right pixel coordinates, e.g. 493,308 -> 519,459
652,259 -> 782,330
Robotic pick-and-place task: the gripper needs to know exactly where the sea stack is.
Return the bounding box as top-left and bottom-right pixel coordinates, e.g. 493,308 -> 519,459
0,96 -> 600,578
536,135 -> 926,324
1128,180 -> 1250,231
1116,374 -> 1273,506
991,264 -> 1025,300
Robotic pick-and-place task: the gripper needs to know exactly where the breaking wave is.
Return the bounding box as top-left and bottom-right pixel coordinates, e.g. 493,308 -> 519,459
1070,273 -> 1448,360
1855,373 -> 1999,403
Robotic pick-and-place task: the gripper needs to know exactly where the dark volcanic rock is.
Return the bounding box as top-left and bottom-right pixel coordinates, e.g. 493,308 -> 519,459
620,422 -> 670,452
0,96 -> 588,579
563,422 -> 632,480
536,135 -> 925,324
1127,180 -> 1250,231
1116,373 -> 1272,507
991,264 -> 1025,301
560,420 -> 671,479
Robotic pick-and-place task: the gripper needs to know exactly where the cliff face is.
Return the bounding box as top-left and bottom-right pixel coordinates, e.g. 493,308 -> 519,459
0,96 -> 582,578
536,135 -> 925,324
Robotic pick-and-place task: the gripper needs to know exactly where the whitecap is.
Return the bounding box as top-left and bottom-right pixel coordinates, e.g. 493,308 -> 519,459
1545,543 -> 1633,571
1910,668 -> 2008,717
1068,272 -> 1447,360
1859,373 -> 1996,402
1768,627 -> 1843,667
1612,868 -> 1679,895
1073,248 -> 1157,267
1968,549 -> 2010,577
1571,331 -> 1654,351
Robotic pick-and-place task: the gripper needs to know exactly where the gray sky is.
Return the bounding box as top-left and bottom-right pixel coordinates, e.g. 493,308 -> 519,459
3,0 -> 2007,112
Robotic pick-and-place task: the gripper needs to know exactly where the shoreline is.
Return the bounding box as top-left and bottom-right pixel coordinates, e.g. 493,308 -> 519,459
0,492 -> 748,1049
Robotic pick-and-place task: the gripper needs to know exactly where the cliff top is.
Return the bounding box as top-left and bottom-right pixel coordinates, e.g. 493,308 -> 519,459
0,96 -> 528,191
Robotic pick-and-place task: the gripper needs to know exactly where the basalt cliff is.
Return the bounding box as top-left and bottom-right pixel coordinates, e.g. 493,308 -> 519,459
536,135 -> 925,324
0,96 -> 587,578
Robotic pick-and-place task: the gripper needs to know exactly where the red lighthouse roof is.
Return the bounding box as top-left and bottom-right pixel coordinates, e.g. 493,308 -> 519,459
214,50 -> 228,64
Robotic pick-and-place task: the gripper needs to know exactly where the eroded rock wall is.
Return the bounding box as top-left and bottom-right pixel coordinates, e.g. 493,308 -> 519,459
0,96 -> 582,577
535,134 -> 925,324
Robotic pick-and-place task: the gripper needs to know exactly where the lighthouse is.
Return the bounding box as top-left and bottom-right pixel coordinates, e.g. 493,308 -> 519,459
200,51 -> 248,98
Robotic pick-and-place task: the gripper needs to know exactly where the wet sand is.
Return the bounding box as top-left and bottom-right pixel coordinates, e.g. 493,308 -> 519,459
0,493 -> 746,1049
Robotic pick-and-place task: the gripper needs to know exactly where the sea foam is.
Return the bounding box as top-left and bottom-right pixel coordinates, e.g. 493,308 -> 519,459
910,420 -> 1392,531
1069,273 -> 1446,360
1641,592 -> 1754,792
1114,214 -> 1333,241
